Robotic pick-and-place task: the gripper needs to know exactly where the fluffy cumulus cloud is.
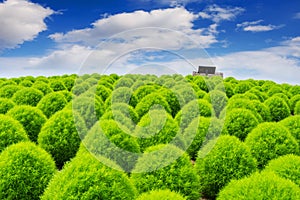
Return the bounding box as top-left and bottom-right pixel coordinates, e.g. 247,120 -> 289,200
0,0 -> 54,50
49,7 -> 217,48
236,20 -> 284,32
212,37 -> 300,84
198,4 -> 244,23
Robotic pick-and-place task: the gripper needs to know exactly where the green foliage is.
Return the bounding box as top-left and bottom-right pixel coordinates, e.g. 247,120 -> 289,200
0,85 -> 22,99
215,82 -> 234,98
95,84 -> 112,102
280,115 -> 300,147
105,87 -> 136,108
7,105 -> 46,142
114,77 -> 134,88
159,87 -> 181,117
289,85 -> 300,96
134,109 -> 179,152
251,100 -> 271,121
183,117 -> 222,160
72,82 -> 90,96
71,96 -> 104,129
264,154 -> 300,187
0,98 -> 15,114
38,110 -> 87,169
223,108 -> 259,141
217,172 -> 300,200
82,120 -> 140,171
61,77 -> 75,91
234,81 -> 253,94
245,122 -> 299,169
19,80 -> 33,87
295,101 -> 300,115
12,88 -> 43,106
135,93 -> 172,118
267,85 -> 286,97
101,110 -> 136,131
265,96 -> 290,121
49,80 -> 67,91
193,76 -> 208,92
0,142 -> 56,200
107,103 -> 139,124
195,135 -> 257,199
289,94 -> 300,114
0,115 -> 29,152
136,189 -> 187,200
131,144 -> 200,200
175,99 -> 212,132
32,81 -> 53,95
37,92 -> 67,118
41,150 -> 136,200
132,85 -> 159,105
205,90 -> 227,117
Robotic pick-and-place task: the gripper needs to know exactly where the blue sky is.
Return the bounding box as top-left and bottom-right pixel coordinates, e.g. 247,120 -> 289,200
0,0 -> 299,83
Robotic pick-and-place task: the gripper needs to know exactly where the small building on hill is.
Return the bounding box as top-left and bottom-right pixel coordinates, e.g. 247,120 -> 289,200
193,66 -> 223,77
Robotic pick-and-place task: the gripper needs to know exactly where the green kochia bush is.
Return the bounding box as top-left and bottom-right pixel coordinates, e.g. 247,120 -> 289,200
245,122 -> 299,169
204,90 -> 228,117
289,94 -> 300,114
131,144 -> 200,200
0,115 -> 29,152
12,88 -> 43,106
41,150 -> 137,200
38,110 -> 87,169
264,154 -> 300,187
265,96 -> 290,121
0,85 -> 22,98
217,172 -> 300,200
7,105 -> 46,142
134,109 -> 179,152
183,117 -> 223,160
280,115 -> 300,147
195,135 -> 257,199
223,108 -> 259,141
0,98 -> 15,114
37,92 -> 67,118
135,93 -> 172,119
295,101 -> 300,115
0,142 -> 56,200
136,189 -> 187,200
49,80 -> 67,91
82,120 -> 140,171
32,81 -> 53,95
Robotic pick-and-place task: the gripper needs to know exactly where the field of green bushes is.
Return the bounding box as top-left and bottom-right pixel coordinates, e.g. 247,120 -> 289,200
0,73 -> 300,199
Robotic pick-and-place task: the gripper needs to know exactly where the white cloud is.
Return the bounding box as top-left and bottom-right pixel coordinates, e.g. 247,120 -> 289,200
198,4 -> 244,23
294,12 -> 300,19
49,7 -> 218,49
237,20 -> 284,32
0,0 -> 54,50
130,0 -> 200,6
212,37 -> 300,84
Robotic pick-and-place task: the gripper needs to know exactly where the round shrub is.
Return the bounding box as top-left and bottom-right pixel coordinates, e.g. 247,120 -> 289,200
62,77 -> 75,91
205,90 -> 227,117
41,150 -> 136,200
245,122 -> 299,169
175,99 -> 212,132
136,189 -> 186,200
38,110 -> 87,169
135,93 -> 171,118
132,85 -> 159,104
174,86 -> 198,105
19,80 -> 33,87
223,108 -> 259,141
49,80 -> 67,91
0,85 -> 22,98
265,96 -> 290,121
193,76 -> 208,92
234,81 -> 253,94
105,87 -> 136,108
0,142 -> 56,200
264,154 -> 300,187
280,115 -> 300,146
131,144 -> 200,200
290,94 -> 300,114
134,109 -> 179,152
195,135 -> 257,199
0,115 -> 29,152
114,77 -> 134,88
72,82 -> 90,96
12,88 -> 43,106
107,103 -> 139,124
216,82 -> 234,98
217,172 -> 300,200
289,85 -> 300,96
82,119 -> 140,171
183,117 -> 223,160
226,98 -> 263,122
295,101 -> 300,115
0,98 -> 15,114
7,105 -> 46,142
37,92 -> 67,118
32,81 -> 53,95
101,110 -> 136,131
246,88 -> 267,102
159,87 -> 181,117
251,100 -> 271,121
95,84 -> 112,102
267,85 -> 286,97
71,96 -> 104,129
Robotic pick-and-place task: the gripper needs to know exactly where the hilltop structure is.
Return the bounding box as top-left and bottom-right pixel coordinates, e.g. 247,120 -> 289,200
193,66 -> 223,77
